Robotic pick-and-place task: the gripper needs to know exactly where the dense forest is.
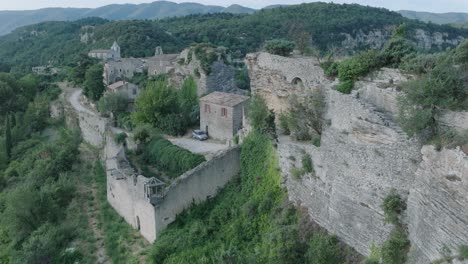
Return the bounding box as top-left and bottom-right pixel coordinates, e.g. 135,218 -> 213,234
1,3 -> 467,76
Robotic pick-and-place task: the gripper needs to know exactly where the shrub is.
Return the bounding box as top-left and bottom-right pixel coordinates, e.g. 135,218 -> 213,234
301,153 -> 314,174
381,228 -> 410,264
235,65 -> 250,90
143,136 -> 206,178
321,61 -> 339,77
97,92 -> 128,117
288,90 -> 326,140
305,233 -> 342,264
248,96 -> 276,140
279,112 -> 292,135
264,39 -> 295,56
312,135 -> 321,147
459,245 -> 468,259
381,189 -> 405,225
336,80 -> 354,94
338,50 -> 382,82
133,124 -> 155,144
114,133 -> 127,146
455,39 -> 468,65
291,167 -> 304,180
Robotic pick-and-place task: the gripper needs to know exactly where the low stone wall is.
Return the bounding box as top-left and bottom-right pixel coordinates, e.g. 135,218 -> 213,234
154,146 -> 241,235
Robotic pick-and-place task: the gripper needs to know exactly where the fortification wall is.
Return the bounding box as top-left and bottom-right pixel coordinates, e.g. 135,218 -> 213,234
104,131 -> 241,242
77,111 -> 108,147
155,146 -> 241,233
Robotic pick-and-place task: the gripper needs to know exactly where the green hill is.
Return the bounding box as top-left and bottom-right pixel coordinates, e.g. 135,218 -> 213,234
399,10 -> 468,24
0,1 -> 255,36
1,3 -> 467,75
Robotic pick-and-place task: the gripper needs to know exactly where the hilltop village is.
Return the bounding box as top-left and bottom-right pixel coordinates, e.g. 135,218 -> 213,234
1,3 -> 468,263
46,34 -> 467,264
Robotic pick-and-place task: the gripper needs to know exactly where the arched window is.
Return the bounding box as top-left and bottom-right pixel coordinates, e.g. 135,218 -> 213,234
292,77 -> 303,86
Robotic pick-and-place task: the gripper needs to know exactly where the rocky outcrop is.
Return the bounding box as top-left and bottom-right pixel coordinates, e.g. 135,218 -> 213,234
251,53 -> 468,263
408,146 -> 468,262
339,28 -> 465,54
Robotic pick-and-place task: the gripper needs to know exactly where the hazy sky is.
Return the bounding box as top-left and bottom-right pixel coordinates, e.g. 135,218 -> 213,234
0,0 -> 467,13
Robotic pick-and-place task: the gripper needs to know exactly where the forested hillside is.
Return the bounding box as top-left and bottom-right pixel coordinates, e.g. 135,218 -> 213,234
399,10 -> 468,25
0,1 -> 256,36
1,3 -> 467,76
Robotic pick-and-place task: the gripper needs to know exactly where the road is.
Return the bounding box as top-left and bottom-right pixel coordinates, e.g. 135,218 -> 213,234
69,89 -> 97,116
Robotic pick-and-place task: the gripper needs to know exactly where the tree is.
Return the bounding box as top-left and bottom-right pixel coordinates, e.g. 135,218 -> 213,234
83,64 -> 105,101
179,76 -> 199,125
248,96 -> 276,140
264,39 -> 295,56
4,116 -> 11,161
235,66 -> 250,90
97,92 -> 128,117
455,39 -> 468,65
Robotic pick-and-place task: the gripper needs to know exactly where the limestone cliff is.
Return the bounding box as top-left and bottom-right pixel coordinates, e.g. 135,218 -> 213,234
248,52 -> 468,263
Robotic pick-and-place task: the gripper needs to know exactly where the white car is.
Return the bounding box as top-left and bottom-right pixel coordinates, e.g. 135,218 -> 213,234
192,129 -> 208,141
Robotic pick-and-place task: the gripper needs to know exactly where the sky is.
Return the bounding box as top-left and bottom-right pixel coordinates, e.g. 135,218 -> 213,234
0,0 -> 467,13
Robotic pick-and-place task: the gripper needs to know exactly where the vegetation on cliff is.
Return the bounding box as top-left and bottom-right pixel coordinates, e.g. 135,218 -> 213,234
149,131 -> 356,263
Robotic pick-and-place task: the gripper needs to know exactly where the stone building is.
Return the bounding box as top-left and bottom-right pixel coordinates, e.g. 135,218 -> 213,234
200,92 -> 250,141
107,81 -> 140,102
104,58 -> 145,85
88,41 -> 121,60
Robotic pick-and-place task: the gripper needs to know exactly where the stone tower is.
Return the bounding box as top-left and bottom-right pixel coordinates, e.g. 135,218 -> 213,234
111,41 -> 121,59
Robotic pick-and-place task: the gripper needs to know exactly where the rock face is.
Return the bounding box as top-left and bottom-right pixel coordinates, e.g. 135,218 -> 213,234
249,52 -> 468,263
408,146 -> 468,263
339,28 -> 465,54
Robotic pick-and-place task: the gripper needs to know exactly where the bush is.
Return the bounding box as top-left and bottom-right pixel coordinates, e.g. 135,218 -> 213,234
338,50 -> 382,82
97,92 -> 128,117
305,233 -> 343,264
279,112 -> 292,135
288,90 -> 326,140
336,80 -> 354,94
114,132 -> 127,146
381,228 -> 410,264
455,39 -> 468,65
301,153 -> 314,174
248,96 -> 276,140
291,167 -> 304,180
381,189 -> 405,225
264,39 -> 295,56
321,61 -> 339,77
459,245 -> 468,259
235,66 -> 250,90
143,136 -> 206,178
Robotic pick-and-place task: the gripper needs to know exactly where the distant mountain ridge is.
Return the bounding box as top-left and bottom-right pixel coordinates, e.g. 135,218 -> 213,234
0,1 -> 256,36
399,10 -> 468,25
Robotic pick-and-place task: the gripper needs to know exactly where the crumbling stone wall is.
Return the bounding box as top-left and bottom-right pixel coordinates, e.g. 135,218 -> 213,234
252,53 -> 468,263
246,52 -> 331,113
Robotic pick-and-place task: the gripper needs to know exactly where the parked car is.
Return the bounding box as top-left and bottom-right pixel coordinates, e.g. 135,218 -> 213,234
192,129 -> 208,141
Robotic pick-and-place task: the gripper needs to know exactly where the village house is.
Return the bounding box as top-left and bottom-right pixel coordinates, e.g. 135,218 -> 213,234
88,41 -> 121,60
107,81 -> 140,102
200,92 -> 250,141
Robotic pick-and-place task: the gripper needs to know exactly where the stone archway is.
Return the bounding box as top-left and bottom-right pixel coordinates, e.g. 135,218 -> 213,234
292,77 -> 303,86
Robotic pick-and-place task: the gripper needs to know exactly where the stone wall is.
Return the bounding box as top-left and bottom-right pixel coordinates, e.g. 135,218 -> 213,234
104,130 -> 241,242
246,52 -> 331,113
154,146 -> 241,234
76,111 -> 108,147
252,54 -> 468,263
279,89 -> 422,256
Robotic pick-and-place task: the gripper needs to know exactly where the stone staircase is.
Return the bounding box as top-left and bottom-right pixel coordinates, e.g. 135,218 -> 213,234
352,92 -> 408,140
